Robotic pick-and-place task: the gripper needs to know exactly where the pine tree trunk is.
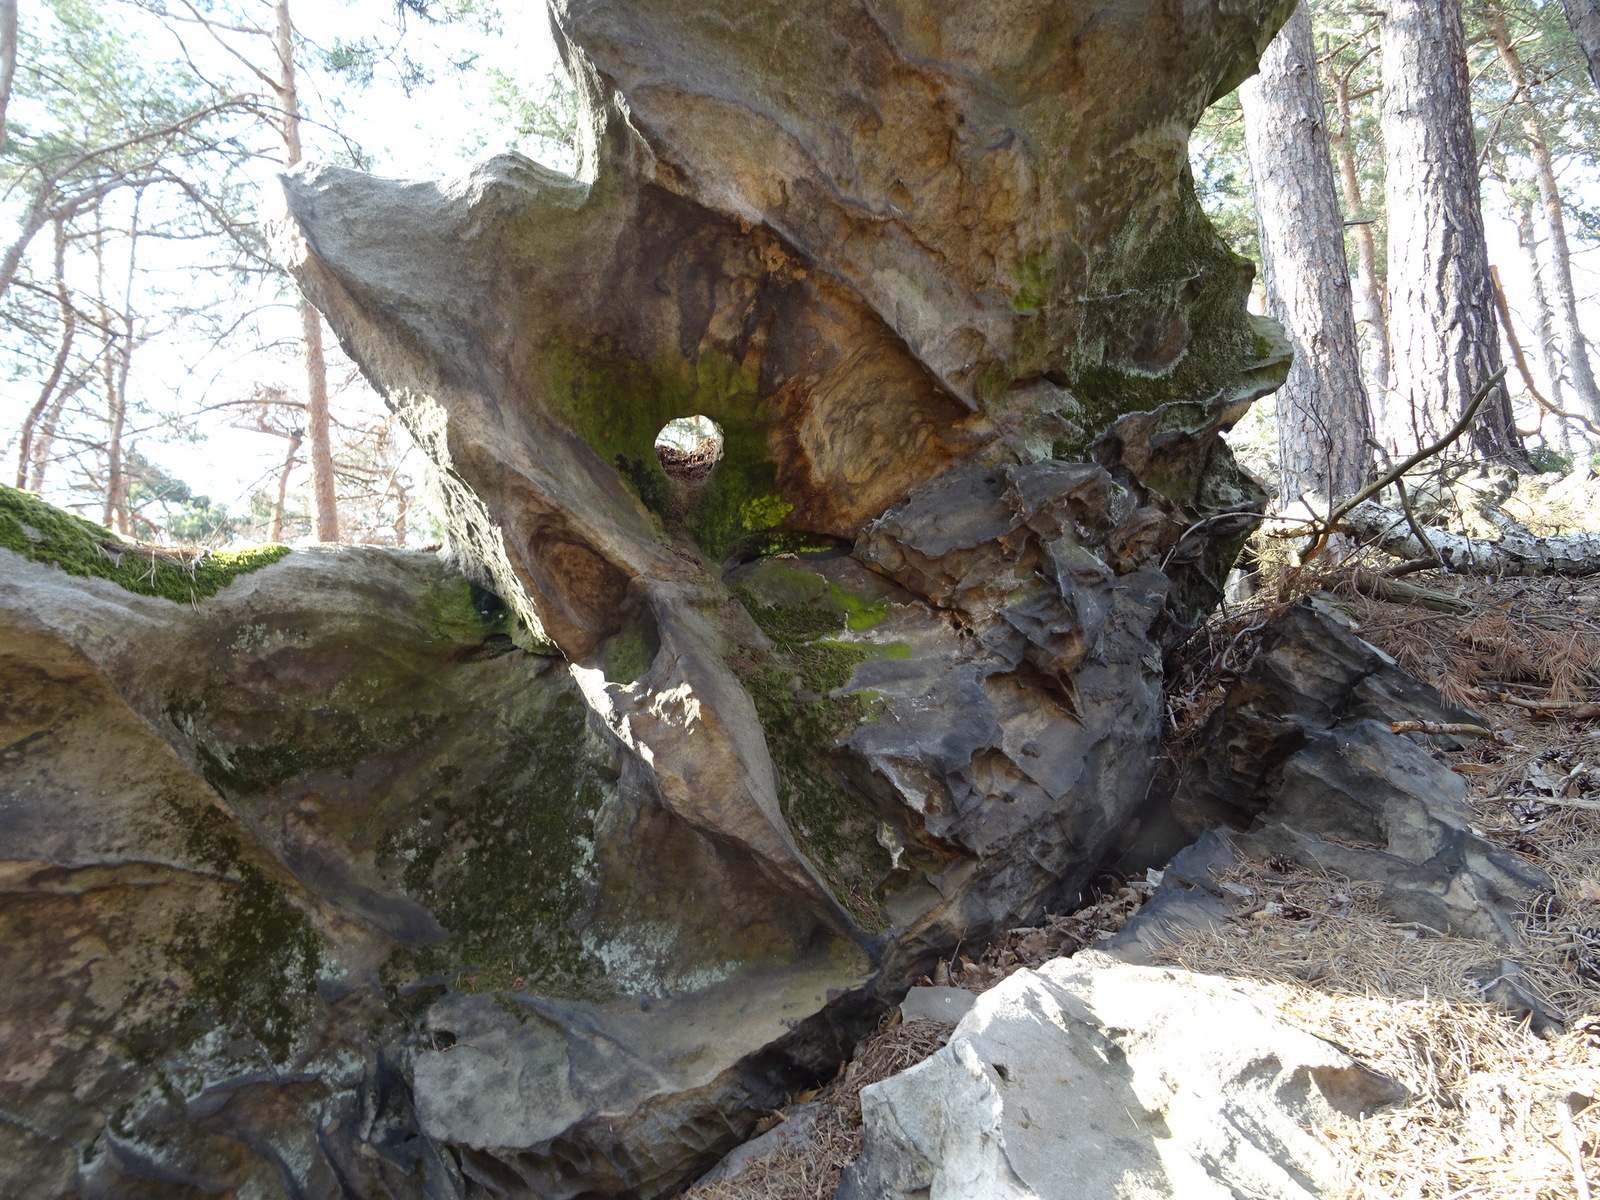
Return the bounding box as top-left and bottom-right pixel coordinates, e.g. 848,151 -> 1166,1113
1328,58 -> 1390,399
26,389 -> 68,491
274,0 -> 338,542
1490,263 -> 1569,453
16,221 -> 75,489
271,431 -> 301,542
1381,0 -> 1528,467
100,321 -> 128,534
0,0 -> 17,153
1515,197 -> 1570,423
1489,11 -> 1600,428
1558,0 -> 1600,93
1242,0 -> 1372,503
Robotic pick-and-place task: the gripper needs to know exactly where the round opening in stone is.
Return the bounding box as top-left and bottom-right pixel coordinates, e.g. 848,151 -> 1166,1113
654,415 -> 724,483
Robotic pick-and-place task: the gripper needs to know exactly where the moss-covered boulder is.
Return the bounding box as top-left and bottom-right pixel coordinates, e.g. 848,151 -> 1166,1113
0,533 -> 868,1199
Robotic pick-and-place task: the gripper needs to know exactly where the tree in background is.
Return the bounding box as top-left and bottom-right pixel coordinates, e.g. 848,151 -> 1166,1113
1319,7 -> 1388,398
0,0 -> 570,547
1558,0 -> 1600,91
1381,0 -> 1527,466
124,0 -> 341,539
1241,0 -> 1372,505
2,0 -> 259,526
273,0 -> 337,540
1193,0 -> 1600,487
1487,0 -> 1600,428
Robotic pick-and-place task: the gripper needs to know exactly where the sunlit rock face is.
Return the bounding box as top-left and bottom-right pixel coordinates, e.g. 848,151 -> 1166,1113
1,2 -> 1296,1197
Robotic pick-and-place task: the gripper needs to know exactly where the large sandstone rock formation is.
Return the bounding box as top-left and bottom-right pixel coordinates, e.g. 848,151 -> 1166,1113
2,1 -> 1305,1196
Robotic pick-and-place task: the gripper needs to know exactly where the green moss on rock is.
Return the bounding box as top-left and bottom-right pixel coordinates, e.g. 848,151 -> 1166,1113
1054,184 -> 1262,455
732,591 -> 896,929
546,341 -> 793,560
155,792 -> 322,1062
377,692 -> 609,997
0,485 -> 288,602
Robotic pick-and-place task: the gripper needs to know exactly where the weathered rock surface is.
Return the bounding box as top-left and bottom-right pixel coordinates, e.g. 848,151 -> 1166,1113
4,0 -> 1315,1196
838,951 -> 1404,1200
0,544 -> 868,1199
1173,598 -> 1548,947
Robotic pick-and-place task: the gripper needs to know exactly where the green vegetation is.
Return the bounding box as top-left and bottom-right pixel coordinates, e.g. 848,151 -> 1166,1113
732,559 -> 893,632
732,588 -> 898,928
377,695 -> 608,997
546,340 -> 793,559
155,792 -> 322,1062
0,485 -> 288,603
1061,189 -> 1262,457
600,614 -> 659,684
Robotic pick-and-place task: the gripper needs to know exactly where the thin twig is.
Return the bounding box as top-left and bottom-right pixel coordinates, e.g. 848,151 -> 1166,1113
1295,368 -> 1508,566
1556,1094 -> 1593,1200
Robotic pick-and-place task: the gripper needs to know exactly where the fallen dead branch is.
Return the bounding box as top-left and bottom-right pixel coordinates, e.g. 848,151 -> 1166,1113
1483,692 -> 1600,719
1288,368 -> 1506,566
1337,499 -> 1600,577
1390,719 -> 1496,738
1348,566 -> 1474,613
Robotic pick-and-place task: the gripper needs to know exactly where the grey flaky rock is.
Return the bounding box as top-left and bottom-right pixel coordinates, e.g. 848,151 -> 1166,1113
899,986 -> 977,1024
838,952 -> 1405,1200
691,1102 -> 822,1191
1175,597 -> 1549,946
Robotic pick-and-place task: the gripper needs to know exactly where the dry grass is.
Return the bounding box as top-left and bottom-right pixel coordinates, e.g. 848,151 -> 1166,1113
1153,859 -> 1600,1197
693,563 -> 1600,1200
1505,470 -> 1600,539
1340,575 -> 1600,707
1154,567 -> 1600,1200
1284,988 -> 1597,1200
685,1015 -> 953,1200
1156,867 -> 1510,1003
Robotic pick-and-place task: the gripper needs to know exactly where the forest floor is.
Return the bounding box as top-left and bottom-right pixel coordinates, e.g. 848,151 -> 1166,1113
687,477 -> 1600,1200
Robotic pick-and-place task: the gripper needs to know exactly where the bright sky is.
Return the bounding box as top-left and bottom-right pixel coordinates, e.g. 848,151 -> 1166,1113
139,1 -> 567,517
6,1 -> 1598,538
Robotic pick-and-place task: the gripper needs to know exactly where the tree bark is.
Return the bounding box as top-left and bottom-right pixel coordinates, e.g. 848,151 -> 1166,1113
1558,0 -> 1600,93
274,0 -> 338,542
1339,497 -> 1600,574
1490,264 -> 1565,450
16,221 -> 76,489
26,388 -> 70,491
1242,0 -> 1372,503
1514,199 -> 1565,403
0,0 -> 17,153
1381,0 -> 1528,467
1489,11 -> 1600,428
271,430 -> 301,542
1327,51 -> 1390,398
100,321 -> 128,533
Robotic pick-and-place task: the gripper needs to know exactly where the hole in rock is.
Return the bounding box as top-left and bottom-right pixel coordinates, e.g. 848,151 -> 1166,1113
654,415 -> 724,484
